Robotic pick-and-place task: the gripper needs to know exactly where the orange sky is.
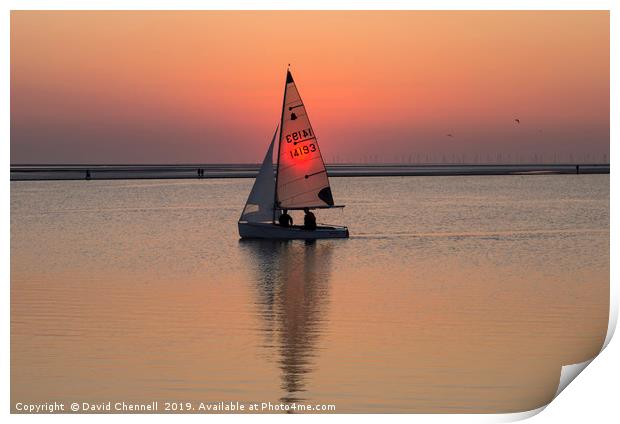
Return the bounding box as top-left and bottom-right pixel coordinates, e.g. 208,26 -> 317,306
11,11 -> 609,164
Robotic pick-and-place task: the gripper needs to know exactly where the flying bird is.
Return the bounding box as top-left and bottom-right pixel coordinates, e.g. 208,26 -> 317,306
514,118 -> 520,124
446,133 -> 454,137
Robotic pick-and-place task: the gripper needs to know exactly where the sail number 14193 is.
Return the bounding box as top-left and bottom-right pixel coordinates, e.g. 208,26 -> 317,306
285,128 -> 314,143
289,143 -> 317,159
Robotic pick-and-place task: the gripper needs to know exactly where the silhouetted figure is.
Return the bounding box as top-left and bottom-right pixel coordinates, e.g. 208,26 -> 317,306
85,169 -> 91,180
576,165 -> 580,174
279,209 -> 293,227
197,168 -> 204,178
303,208 -> 316,231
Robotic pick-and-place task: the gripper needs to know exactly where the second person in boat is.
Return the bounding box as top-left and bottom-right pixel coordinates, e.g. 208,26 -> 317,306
278,209 -> 293,227
303,208 -> 317,230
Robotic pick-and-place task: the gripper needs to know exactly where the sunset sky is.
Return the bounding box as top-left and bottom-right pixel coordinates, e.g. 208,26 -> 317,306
11,11 -> 609,164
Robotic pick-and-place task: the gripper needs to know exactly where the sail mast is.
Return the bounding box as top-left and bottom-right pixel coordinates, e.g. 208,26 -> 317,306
273,66 -> 290,222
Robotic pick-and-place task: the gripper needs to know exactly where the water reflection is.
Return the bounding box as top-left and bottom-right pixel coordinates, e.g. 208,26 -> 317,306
240,240 -> 333,405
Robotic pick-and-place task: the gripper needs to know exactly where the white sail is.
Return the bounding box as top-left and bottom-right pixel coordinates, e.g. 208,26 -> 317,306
239,127 -> 280,223
276,70 -> 334,209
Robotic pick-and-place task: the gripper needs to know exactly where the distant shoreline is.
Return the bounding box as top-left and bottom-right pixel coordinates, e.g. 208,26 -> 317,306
10,164 -> 610,181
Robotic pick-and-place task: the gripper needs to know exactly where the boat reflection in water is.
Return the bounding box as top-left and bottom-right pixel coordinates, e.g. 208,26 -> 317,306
239,239 -> 333,405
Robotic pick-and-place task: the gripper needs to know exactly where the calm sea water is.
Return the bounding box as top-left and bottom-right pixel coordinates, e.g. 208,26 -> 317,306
11,175 -> 609,413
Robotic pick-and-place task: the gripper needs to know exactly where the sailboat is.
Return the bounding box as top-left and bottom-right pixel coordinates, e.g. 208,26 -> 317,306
238,69 -> 349,239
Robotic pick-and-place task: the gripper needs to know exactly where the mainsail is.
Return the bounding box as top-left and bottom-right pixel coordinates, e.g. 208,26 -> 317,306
239,127 -> 280,223
275,70 -> 334,209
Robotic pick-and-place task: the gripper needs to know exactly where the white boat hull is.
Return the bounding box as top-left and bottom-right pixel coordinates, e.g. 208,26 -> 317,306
239,222 -> 349,239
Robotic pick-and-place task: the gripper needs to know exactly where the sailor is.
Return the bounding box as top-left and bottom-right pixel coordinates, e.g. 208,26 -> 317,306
303,208 -> 317,230
278,209 -> 293,227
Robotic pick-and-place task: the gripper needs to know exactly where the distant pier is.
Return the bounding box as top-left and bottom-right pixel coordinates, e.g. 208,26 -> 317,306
10,163 -> 610,181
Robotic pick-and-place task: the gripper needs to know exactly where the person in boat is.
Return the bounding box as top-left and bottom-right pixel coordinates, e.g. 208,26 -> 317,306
278,209 -> 293,227
303,208 -> 317,230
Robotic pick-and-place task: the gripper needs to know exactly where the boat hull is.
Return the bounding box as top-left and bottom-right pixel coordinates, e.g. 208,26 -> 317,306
239,222 -> 349,240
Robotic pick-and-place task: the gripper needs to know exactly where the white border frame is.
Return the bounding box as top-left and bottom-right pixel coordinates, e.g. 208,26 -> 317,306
3,2 -> 616,423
